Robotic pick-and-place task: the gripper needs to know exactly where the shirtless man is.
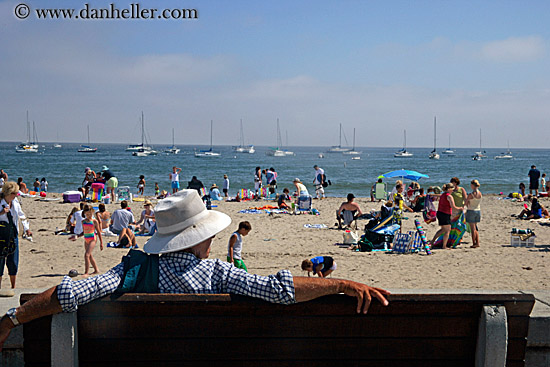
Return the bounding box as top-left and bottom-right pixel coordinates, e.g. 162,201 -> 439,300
336,193 -> 363,229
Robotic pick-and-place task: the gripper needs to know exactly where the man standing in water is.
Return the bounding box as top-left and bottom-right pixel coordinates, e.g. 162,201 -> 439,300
528,165 -> 541,197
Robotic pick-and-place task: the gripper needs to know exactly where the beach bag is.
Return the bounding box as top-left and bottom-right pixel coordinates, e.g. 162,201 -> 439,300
111,249 -> 159,298
343,230 -> 359,244
0,211 -> 17,257
357,236 -> 374,252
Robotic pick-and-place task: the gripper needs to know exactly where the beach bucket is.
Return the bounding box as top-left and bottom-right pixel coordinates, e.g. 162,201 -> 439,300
103,195 -> 111,204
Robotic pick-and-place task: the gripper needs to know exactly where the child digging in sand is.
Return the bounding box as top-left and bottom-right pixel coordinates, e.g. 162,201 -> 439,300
81,204 -> 103,276
227,221 -> 251,271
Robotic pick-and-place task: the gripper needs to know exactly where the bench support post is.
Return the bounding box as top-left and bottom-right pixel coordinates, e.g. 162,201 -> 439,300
476,305 -> 508,367
51,312 -> 79,367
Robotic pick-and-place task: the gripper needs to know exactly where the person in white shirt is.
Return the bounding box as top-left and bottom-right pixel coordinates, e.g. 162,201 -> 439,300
223,174 -> 230,198
0,182 -> 32,290
313,165 -> 325,199
169,166 -> 182,194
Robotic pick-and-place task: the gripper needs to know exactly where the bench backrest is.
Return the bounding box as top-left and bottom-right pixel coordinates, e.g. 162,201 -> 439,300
22,292 -> 534,367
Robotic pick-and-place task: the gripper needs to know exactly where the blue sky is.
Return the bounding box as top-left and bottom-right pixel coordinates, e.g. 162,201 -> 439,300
1,0 -> 549,148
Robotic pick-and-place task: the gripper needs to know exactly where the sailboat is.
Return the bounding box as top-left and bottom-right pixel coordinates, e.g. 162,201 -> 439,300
326,124 -> 351,153
394,130 -> 413,158
15,111 -> 39,153
428,117 -> 440,160
442,133 -> 455,155
472,128 -> 486,160
53,132 -> 62,148
78,125 -> 97,153
495,141 -> 513,160
132,112 -> 158,156
233,119 -> 255,153
342,128 -> 362,155
195,120 -> 221,157
265,118 -> 286,157
164,128 -> 180,154
283,130 -> 295,156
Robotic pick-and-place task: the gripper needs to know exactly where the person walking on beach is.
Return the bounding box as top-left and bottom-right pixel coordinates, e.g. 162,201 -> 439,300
429,183 -> 464,249
465,180 -> 482,248
313,165 -> 326,199
222,174 -> 229,198
0,182 -> 32,291
80,205 -> 103,277
169,166 -> 182,194
254,167 -> 262,199
0,190 -> 390,349
528,165 -> 541,196
227,221 -> 251,272
137,175 -> 146,196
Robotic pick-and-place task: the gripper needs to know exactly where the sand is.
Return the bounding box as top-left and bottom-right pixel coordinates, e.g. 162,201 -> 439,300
5,193 -> 550,291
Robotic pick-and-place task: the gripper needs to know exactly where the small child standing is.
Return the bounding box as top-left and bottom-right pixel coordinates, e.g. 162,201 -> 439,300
33,178 -> 40,192
40,177 -> 48,192
81,205 -> 103,276
137,175 -> 145,196
154,182 -> 160,197
227,221 -> 251,272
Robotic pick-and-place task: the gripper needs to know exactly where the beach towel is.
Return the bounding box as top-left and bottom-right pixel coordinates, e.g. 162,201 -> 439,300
434,212 -> 467,248
304,224 -> 327,229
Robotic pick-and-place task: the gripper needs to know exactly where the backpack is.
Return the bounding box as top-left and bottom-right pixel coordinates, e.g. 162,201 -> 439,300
0,211 -> 17,257
111,249 -> 159,298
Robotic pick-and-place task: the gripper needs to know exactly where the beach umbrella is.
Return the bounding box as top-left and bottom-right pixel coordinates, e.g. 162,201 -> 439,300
381,169 -> 429,181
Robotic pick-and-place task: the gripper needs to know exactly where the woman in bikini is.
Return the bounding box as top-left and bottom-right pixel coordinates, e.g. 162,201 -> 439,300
95,203 -> 111,232
81,205 -> 103,276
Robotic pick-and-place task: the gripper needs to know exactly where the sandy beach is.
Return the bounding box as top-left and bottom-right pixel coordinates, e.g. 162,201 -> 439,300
5,193 -> 550,291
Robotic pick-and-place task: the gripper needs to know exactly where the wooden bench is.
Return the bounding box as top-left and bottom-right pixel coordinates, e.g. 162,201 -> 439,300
21,292 -> 535,367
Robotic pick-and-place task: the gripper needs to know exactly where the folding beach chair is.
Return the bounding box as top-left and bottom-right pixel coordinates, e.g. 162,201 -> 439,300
91,183 -> 104,202
374,182 -> 387,201
393,231 -> 423,254
296,195 -> 312,214
117,186 -> 131,201
341,209 -> 358,229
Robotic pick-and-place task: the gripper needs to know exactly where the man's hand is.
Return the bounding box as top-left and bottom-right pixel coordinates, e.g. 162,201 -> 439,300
294,277 -> 390,314
340,280 -> 390,314
0,317 -> 15,352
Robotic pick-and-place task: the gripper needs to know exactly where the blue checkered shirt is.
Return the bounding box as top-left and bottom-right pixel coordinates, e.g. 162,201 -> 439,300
57,252 -> 296,312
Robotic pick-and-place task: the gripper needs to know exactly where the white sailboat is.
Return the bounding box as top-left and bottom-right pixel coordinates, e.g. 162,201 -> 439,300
283,130 -> 294,156
442,133 -> 455,155
394,130 -> 413,158
132,112 -> 158,156
265,118 -> 287,157
428,117 -> 440,160
342,128 -> 362,155
233,119 -> 255,153
195,120 -> 221,157
53,132 -> 62,148
326,123 -> 351,153
495,141 -> 513,160
164,128 -> 180,154
15,111 -> 39,153
78,125 -> 97,153
472,128 -> 486,160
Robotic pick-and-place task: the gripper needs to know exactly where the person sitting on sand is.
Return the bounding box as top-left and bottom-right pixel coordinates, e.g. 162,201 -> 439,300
518,197 -> 547,219
65,206 -> 79,233
109,200 -> 135,235
16,178 -> 28,194
301,256 -> 337,278
293,178 -> 309,198
0,190 -> 390,349
336,193 -> 363,229
278,188 -> 291,209
135,200 -> 155,235
95,203 -> 111,231
519,182 -> 526,197
209,184 -> 223,201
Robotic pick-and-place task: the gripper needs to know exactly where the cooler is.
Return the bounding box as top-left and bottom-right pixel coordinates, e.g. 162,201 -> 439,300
91,183 -> 104,202
63,191 -> 82,203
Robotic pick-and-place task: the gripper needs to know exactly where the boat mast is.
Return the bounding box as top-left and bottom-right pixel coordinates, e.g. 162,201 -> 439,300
240,119 -> 244,147
210,120 -> 213,149
339,123 -> 342,148
433,116 -> 437,152
404,130 -> 407,151
87,125 -> 90,144
172,128 -> 175,147
276,118 -> 282,149
352,128 -> 356,151
141,112 -> 145,146
26,111 -> 30,143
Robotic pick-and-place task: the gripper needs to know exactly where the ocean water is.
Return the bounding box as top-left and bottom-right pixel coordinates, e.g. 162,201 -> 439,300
1,142 -> 548,197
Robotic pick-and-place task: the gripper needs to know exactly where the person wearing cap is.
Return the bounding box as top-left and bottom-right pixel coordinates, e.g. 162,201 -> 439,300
336,193 -> 363,229
210,184 -> 222,201
82,167 -> 96,199
0,190 -> 390,347
136,200 -> 155,235
293,178 -> 309,198
313,165 -> 326,199
101,166 -> 118,201
528,165 -> 541,196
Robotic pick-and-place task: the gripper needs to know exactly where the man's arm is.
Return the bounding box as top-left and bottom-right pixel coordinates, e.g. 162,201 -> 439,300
294,277 -> 390,314
0,286 -> 61,351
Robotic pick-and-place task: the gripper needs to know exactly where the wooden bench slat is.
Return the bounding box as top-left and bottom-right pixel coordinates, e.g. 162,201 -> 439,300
78,337 -> 475,362
78,315 -> 477,339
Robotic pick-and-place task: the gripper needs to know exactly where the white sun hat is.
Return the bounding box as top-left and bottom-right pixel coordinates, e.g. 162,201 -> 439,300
143,190 -> 231,254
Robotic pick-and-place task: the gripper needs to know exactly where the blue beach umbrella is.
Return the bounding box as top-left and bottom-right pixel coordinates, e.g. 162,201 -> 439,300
381,169 -> 429,181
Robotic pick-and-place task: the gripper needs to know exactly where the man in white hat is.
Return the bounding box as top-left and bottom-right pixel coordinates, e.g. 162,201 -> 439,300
0,190 -> 389,348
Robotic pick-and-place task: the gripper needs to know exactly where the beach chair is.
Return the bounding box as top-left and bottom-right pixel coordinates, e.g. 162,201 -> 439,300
91,183 -> 104,202
341,209 -> 358,229
392,231 -> 423,254
117,186 -> 131,202
374,182 -> 387,201
239,189 -> 250,200
296,195 -> 312,213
